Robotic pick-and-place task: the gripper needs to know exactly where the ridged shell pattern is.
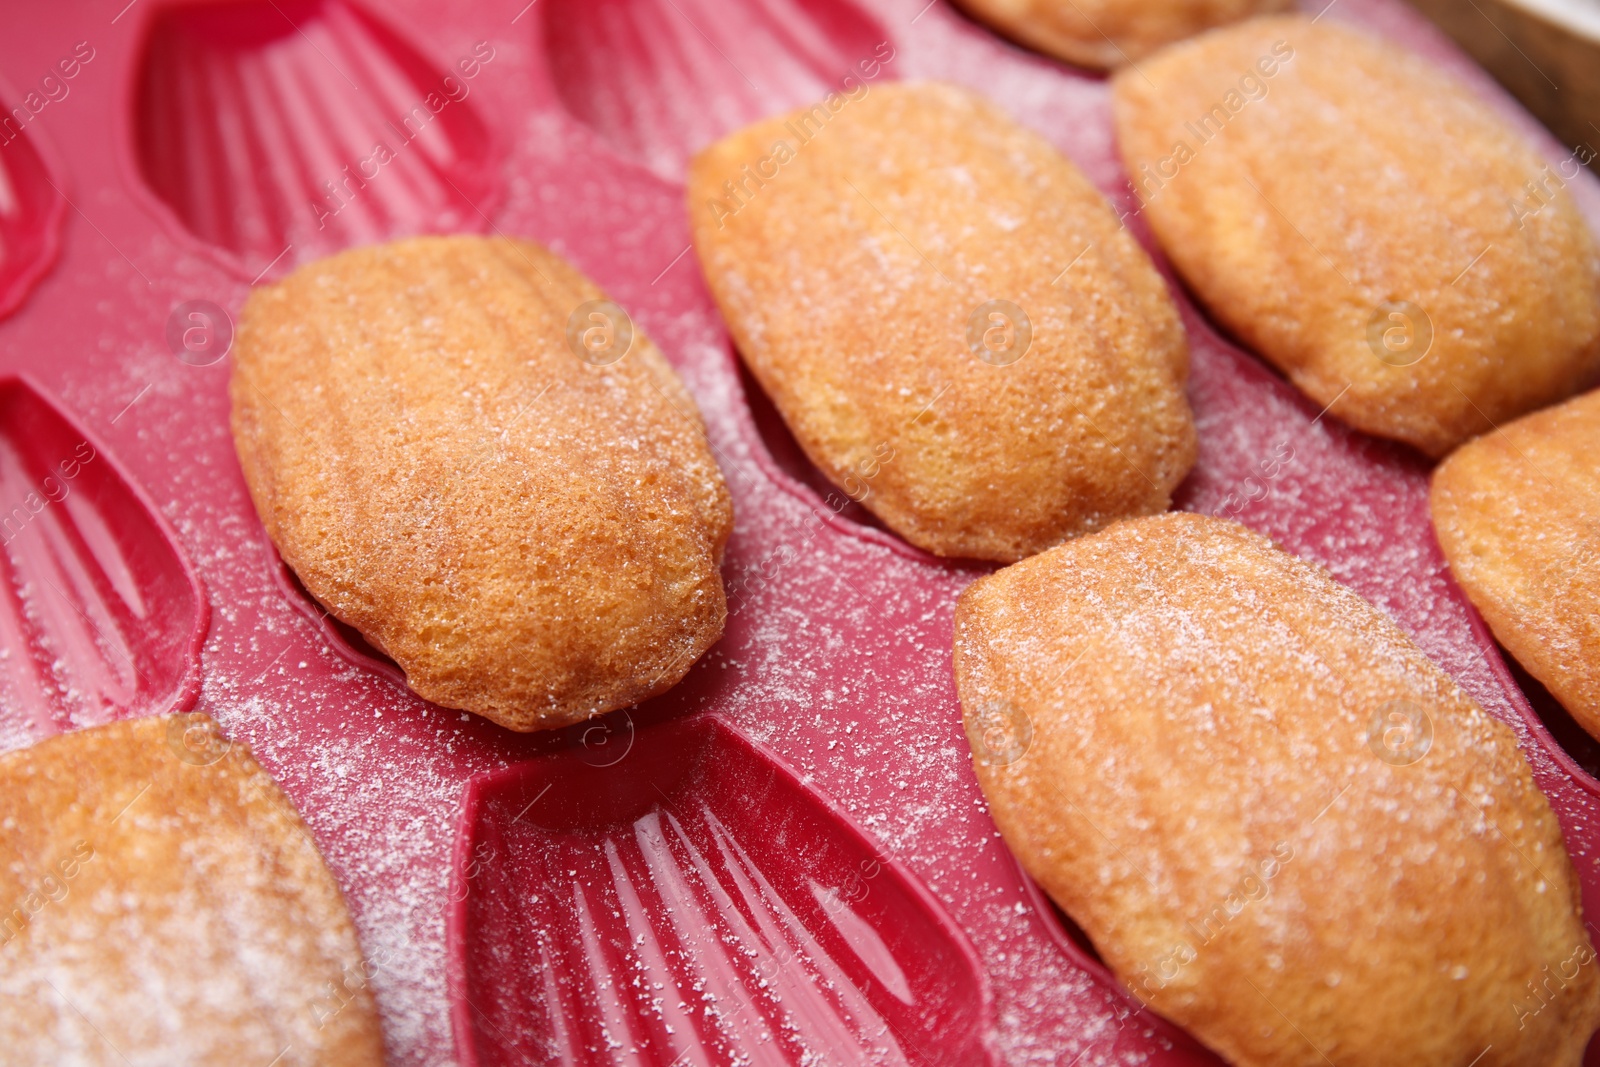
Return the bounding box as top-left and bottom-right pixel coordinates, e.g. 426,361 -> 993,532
452,717 -> 993,1066
0,101 -> 64,318
543,0 -> 893,179
133,0 -> 497,273
0,380 -> 205,750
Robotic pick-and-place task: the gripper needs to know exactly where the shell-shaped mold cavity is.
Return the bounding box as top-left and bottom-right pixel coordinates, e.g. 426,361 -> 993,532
542,0 -> 893,180
133,0 -> 498,274
449,715 -> 996,1066
0,105 -> 65,318
0,379 -> 206,749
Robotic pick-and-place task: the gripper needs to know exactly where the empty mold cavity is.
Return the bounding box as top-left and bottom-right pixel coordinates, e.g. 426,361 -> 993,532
0,108 -> 65,318
133,0 -> 497,273
0,379 -> 206,747
542,0 -> 893,179
450,715 -> 995,1066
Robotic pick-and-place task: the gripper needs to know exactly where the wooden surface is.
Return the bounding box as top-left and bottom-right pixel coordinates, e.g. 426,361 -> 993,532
1408,0 -> 1600,161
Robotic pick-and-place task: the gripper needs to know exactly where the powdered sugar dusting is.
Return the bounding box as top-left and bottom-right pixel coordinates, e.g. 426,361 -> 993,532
0,0 -> 1595,1063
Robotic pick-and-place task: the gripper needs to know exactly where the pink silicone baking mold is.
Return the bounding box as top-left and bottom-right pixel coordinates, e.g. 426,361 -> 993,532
131,0 -> 502,278
0,375 -> 207,748
1,0 -> 1597,1064
0,95 -> 66,319
449,715 -> 999,1066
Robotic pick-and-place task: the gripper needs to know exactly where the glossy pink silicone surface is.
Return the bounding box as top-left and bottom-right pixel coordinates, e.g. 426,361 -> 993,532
0,375 -> 206,748
449,715 -> 998,1066
0,0 -> 1596,1064
0,96 -> 65,319
132,0 -> 501,277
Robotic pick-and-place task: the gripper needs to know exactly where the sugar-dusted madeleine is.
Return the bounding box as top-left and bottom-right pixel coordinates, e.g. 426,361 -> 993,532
690,81 -> 1195,563
953,0 -> 1292,70
954,513 -> 1598,1067
1432,388 -> 1600,741
232,236 -> 732,732
0,715 -> 384,1066
1113,17 -> 1600,457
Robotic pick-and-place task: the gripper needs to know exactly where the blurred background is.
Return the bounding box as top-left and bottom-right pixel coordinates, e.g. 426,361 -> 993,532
1410,0 -> 1599,164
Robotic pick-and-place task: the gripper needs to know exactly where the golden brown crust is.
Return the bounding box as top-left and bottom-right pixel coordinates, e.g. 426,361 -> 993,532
1113,16 -> 1600,457
0,715 -> 385,1066
1432,388 -> 1600,741
231,236 -> 733,731
954,513 -> 1599,1067
952,0 -> 1293,70
690,81 -> 1195,563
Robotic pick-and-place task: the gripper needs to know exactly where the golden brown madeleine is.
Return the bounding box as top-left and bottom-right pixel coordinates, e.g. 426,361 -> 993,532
690,81 -> 1195,563
952,0 -> 1292,70
1432,389 -> 1600,741
0,715 -> 384,1066
232,236 -> 732,732
954,513 -> 1598,1067
1113,17 -> 1600,458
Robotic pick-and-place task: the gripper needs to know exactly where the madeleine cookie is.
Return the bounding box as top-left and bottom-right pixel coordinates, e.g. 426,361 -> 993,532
1113,17 -> 1600,457
0,715 -> 384,1066
1432,389 -> 1600,741
232,236 -> 733,732
953,0 -> 1293,70
690,81 -> 1195,563
954,513 -> 1598,1067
